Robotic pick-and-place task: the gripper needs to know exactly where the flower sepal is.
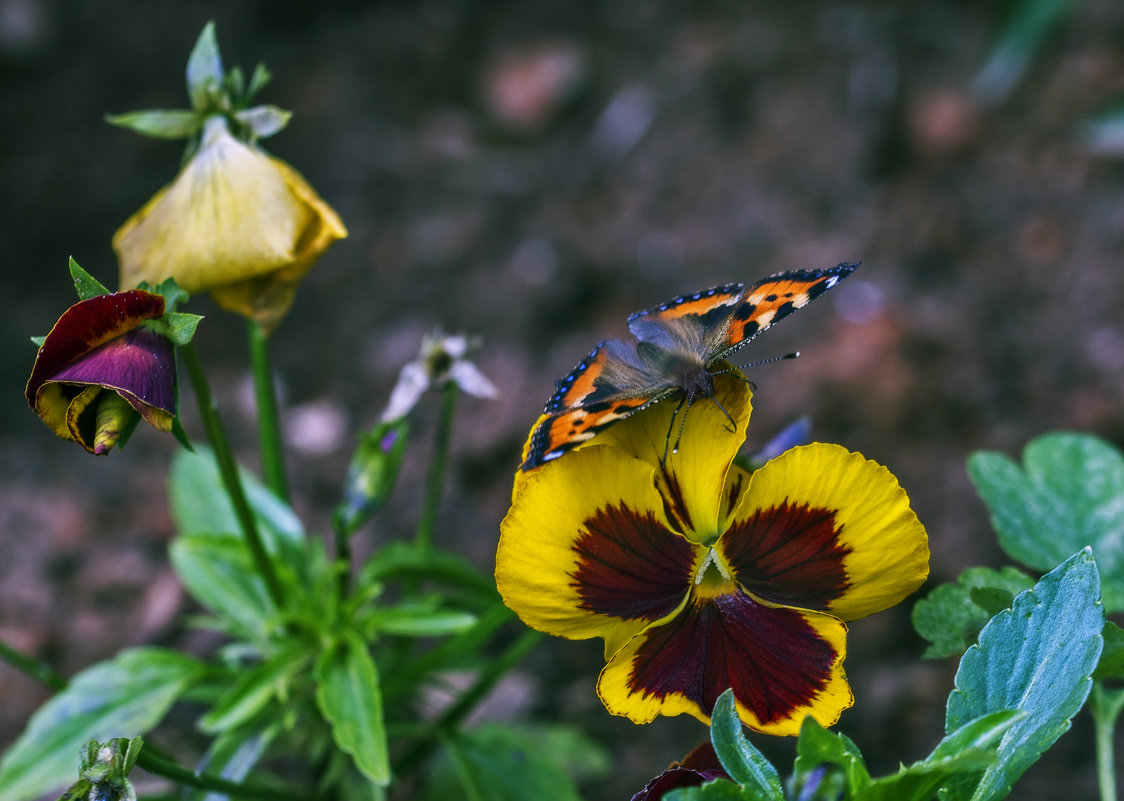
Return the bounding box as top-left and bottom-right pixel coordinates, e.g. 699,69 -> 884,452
107,22 -> 290,145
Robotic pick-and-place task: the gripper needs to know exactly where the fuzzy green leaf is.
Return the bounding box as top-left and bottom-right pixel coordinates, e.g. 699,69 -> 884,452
942,549 -> 1103,801
157,311 -> 204,346
0,649 -> 203,801
968,432 -> 1124,611
105,110 -> 202,140
370,605 -> 477,637
913,567 -> 1035,658
315,630 -> 389,786
170,532 -> 276,639
709,690 -> 783,798
186,22 -> 224,111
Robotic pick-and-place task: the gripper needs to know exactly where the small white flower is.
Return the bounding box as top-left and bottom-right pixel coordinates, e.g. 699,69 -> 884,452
381,332 -> 498,422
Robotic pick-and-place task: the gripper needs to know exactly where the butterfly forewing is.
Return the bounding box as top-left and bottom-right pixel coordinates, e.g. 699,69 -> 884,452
710,263 -> 858,364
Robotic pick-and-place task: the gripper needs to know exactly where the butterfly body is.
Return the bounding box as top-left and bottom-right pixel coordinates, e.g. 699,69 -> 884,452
521,263 -> 858,471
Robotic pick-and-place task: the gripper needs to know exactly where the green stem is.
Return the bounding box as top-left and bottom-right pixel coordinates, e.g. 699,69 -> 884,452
333,516 -> 352,601
248,319 -> 290,503
0,637 -> 66,691
182,342 -> 286,611
394,628 -> 541,775
1092,682 -> 1124,801
135,749 -> 306,801
414,383 -> 458,550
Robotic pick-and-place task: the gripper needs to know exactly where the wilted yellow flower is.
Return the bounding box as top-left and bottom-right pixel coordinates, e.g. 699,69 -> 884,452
113,116 -> 347,333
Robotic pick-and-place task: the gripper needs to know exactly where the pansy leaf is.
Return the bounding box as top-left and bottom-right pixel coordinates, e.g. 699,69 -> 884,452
170,531 -> 276,639
67,257 -> 109,301
198,645 -> 309,734
912,567 -> 1035,658
235,105 -> 291,139
367,604 -> 478,638
169,447 -> 305,573
792,715 -> 870,797
359,541 -> 498,604
420,724 -> 585,801
182,719 -> 282,801
942,549 -> 1103,801
853,710 -> 1019,801
970,0 -> 1075,104
105,110 -> 202,140
664,779 -> 754,801
314,630 -> 389,786
0,648 -> 204,801
709,690 -> 784,798
967,432 -> 1124,611
186,22 -> 224,111
1094,621 -> 1124,680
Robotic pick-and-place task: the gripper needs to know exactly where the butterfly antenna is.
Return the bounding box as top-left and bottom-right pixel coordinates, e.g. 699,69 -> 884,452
712,351 -> 800,376
709,394 -> 738,433
662,396 -> 688,464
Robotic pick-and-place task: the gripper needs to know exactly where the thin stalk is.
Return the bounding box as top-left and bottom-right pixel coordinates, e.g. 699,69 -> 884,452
0,637 -> 66,691
414,383 -> 458,550
1092,683 -> 1124,801
135,749 -> 306,801
248,319 -> 290,503
181,342 -> 286,611
394,629 -> 541,775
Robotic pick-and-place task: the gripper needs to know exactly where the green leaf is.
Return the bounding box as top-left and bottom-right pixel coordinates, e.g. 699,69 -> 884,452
369,605 -> 477,637
169,447 -> 304,564
184,720 -> 282,801
170,531 -> 277,638
664,779 -> 754,801
792,715 -> 870,798
1080,104 -> 1124,157
912,567 -> 1035,658
315,631 -> 389,786
235,105 -> 291,139
943,549 -> 1103,801
359,541 -> 497,603
105,110 -> 202,140
967,432 -> 1124,611
0,649 -> 204,801
186,22 -> 224,111
68,257 -> 109,300
1095,620 -> 1124,680
199,646 -> 308,734
422,724 -> 585,801
708,690 -> 783,798
854,711 -> 1020,801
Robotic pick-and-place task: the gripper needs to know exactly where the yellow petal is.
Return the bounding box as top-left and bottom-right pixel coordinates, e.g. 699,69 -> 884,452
497,445 -> 697,659
113,117 -> 347,332
597,595 -> 852,734
596,372 -> 752,543
738,443 -> 929,621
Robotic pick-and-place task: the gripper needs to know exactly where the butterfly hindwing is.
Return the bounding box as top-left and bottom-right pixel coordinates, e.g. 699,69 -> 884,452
523,340 -> 675,469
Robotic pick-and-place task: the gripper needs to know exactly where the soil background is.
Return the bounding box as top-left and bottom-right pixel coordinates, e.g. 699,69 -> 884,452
2,1 -> 1124,799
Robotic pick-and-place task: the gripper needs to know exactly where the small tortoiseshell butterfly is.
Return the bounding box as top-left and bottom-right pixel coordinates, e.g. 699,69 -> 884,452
519,262 -> 858,471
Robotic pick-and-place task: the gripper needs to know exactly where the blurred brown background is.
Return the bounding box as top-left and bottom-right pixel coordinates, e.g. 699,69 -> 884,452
2,1 -> 1123,798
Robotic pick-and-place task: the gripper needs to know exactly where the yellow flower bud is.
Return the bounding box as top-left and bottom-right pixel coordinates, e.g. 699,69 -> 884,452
113,116 -> 347,333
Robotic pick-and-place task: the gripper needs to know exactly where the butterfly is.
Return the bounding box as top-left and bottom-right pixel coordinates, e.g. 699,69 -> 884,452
519,262 -> 858,471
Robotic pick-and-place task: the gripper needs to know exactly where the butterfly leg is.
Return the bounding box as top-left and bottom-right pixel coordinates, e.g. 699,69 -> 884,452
661,395 -> 689,465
